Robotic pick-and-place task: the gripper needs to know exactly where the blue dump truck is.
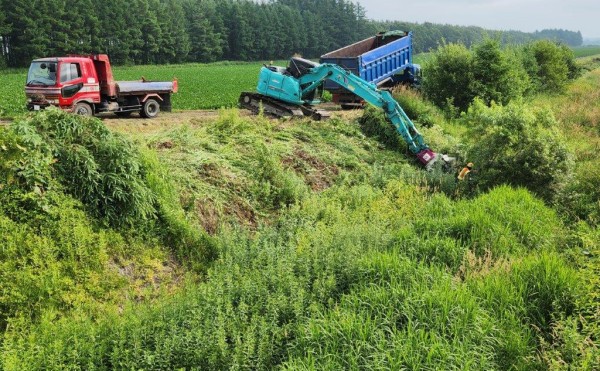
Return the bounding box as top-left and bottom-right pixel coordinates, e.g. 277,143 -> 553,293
320,30 -> 420,108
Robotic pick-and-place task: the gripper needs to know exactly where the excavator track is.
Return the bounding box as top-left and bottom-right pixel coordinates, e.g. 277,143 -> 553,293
239,92 -> 330,121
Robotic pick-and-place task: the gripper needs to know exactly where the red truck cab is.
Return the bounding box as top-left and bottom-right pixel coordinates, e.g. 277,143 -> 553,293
25,54 -> 177,118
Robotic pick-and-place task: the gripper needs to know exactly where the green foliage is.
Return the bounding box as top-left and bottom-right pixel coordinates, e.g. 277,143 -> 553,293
422,42 -> 475,114
10,109 -> 156,227
0,0 -> 369,67
392,86 -> 445,128
139,148 -> 217,270
472,39 -> 530,105
558,160 -> 600,224
523,40 -> 581,93
463,99 -> 573,201
0,193 -> 127,331
2,182 -> 583,369
1,109 -> 215,271
0,69 -> 27,118
423,38 -> 582,114
252,143 -> 308,208
358,106 -> 404,150
1,74 -> 597,368
467,252 -> 579,369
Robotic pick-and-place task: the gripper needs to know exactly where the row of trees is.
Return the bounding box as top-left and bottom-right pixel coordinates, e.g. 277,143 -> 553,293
0,0 -> 369,67
0,0 -> 584,68
372,21 -> 583,53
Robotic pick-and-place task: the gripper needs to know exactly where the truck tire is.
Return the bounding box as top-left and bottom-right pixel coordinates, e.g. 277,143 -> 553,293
140,98 -> 160,118
73,102 -> 93,116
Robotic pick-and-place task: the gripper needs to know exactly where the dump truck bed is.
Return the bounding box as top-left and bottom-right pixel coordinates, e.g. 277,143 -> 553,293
320,31 -> 414,90
115,81 -> 177,96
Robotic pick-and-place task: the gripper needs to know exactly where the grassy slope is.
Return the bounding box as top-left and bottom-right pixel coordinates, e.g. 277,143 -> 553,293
2,102 -> 598,369
1,58 -> 599,369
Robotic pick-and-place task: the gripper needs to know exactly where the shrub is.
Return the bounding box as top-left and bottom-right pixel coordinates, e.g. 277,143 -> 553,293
522,40 -> 580,93
357,106 -> 404,150
392,86 -> 445,128
471,39 -> 530,106
422,42 -> 475,114
2,109 -> 216,270
558,160 -> 600,224
10,109 -> 156,227
463,99 -> 573,201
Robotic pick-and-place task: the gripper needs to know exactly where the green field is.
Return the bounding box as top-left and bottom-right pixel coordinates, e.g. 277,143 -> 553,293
572,45 -> 600,58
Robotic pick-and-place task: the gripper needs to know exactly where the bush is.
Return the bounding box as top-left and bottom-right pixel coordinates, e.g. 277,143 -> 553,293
558,160 -> 600,224
463,99 -> 573,201
358,106 -> 404,150
10,109 -> 156,227
422,42 -> 475,114
2,109 -> 216,270
471,39 -> 530,106
392,86 -> 445,128
523,40 -> 580,93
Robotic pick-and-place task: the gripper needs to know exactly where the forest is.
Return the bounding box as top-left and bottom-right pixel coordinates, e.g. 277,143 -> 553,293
0,0 -> 583,67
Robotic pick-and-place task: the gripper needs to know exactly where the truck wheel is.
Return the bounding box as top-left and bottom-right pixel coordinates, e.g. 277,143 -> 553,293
140,99 -> 160,118
73,102 -> 93,116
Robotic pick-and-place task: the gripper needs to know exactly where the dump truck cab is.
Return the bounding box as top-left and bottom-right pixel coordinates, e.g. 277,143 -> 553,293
25,54 -> 177,118
26,56 -> 100,112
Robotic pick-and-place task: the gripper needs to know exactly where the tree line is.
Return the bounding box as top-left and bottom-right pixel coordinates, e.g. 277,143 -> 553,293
371,20 -> 583,53
0,0 -> 583,68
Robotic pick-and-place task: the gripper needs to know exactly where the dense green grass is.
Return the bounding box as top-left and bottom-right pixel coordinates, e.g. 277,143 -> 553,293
0,68 -> 27,118
2,105 -> 597,369
1,54 -> 599,369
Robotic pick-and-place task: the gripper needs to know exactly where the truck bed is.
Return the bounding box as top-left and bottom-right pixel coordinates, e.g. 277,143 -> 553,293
116,81 -> 177,95
320,31 -> 414,90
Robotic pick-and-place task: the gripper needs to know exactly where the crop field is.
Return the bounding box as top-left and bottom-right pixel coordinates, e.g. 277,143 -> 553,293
0,69 -> 27,118
572,45 -> 600,58
112,61 -> 279,111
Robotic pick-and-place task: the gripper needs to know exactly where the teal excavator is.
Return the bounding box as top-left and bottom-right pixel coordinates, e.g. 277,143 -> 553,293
239,57 -> 440,167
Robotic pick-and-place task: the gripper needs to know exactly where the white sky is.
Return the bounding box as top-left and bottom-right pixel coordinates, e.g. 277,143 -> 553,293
358,0 -> 599,38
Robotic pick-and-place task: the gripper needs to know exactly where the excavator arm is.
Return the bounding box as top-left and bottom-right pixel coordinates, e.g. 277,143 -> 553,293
296,63 -> 434,164
239,58 -> 438,166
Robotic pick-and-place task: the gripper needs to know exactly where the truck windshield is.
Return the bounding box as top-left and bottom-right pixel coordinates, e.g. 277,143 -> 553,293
26,61 -> 58,86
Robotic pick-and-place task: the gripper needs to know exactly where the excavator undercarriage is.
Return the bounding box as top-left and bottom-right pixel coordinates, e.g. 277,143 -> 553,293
238,92 -> 330,121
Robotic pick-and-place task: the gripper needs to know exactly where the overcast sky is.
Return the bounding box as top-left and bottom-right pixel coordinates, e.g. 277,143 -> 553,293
358,0 -> 599,38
